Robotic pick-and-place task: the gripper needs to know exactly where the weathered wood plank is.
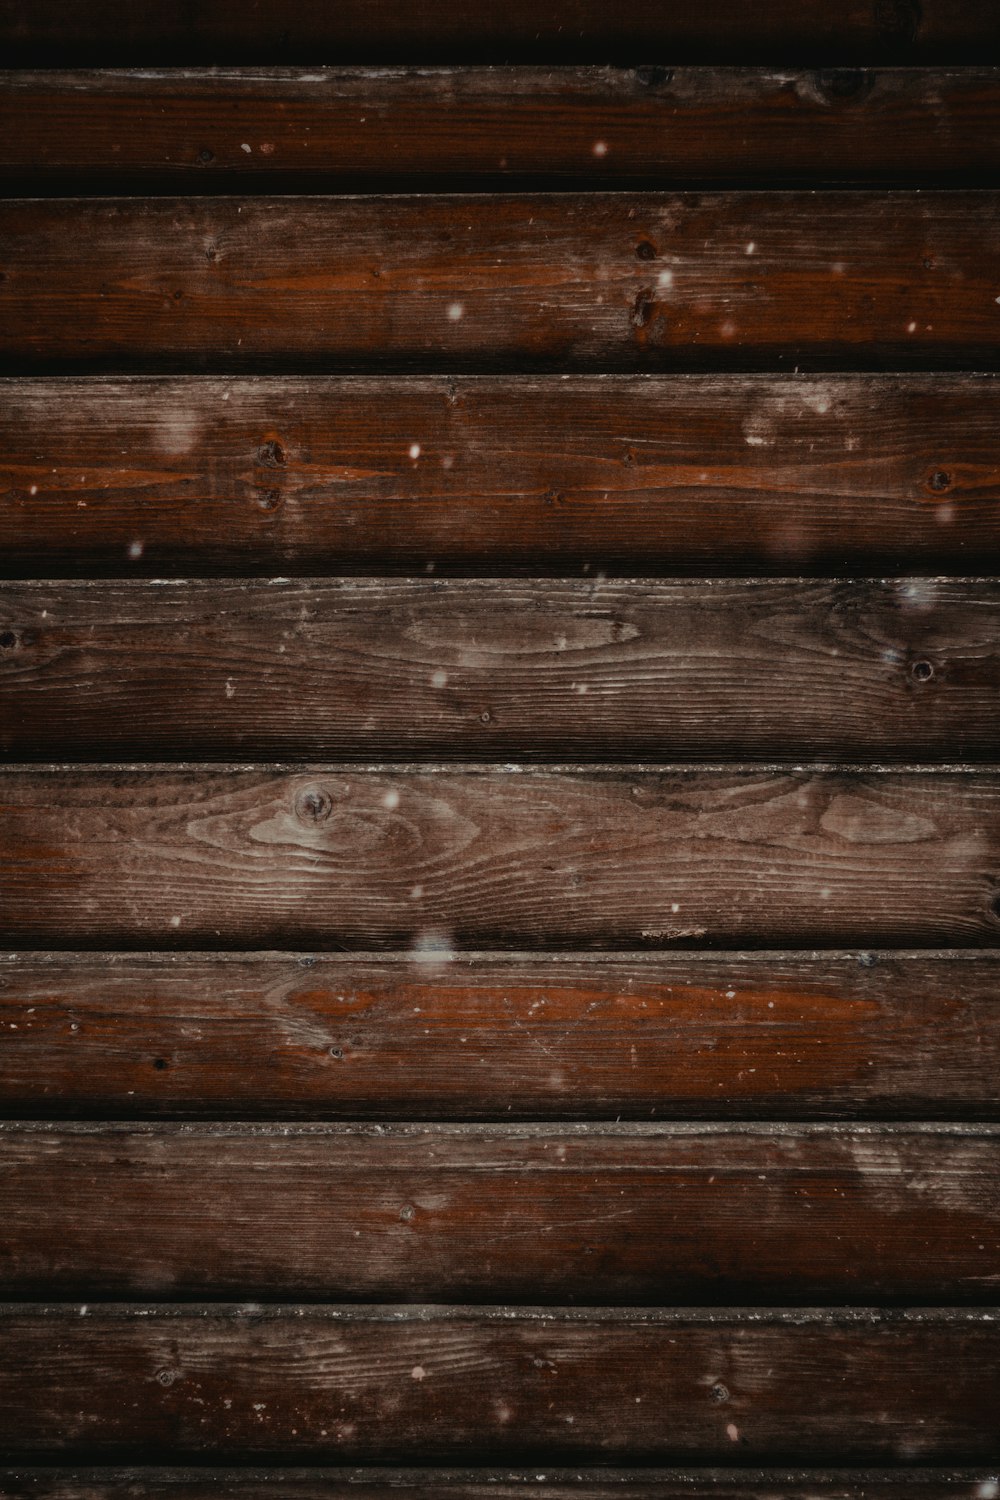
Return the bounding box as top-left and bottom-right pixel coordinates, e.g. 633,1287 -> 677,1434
3,951 -> 997,1119
1,1123 -> 996,1301
5,69 -> 1000,190
4,375 -> 996,577
3,579 -> 998,762
0,1 -> 995,66
0,1468 -> 995,1500
1,768 -> 998,949
4,195 -> 1000,373
0,1307 -> 996,1462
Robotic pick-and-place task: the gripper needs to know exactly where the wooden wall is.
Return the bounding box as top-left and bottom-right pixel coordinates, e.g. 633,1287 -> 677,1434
1,4 -> 999,1498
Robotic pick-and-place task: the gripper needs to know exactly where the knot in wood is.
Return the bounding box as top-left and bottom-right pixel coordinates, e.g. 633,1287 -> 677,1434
295,786 -> 333,823
257,439 -> 287,468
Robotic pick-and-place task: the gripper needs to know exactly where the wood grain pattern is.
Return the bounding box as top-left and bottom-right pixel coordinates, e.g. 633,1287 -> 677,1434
5,69 -> 1000,190
3,579 -> 999,762
3,951 -> 997,1120
2,1470 -> 995,1500
6,7 -> 1000,1496
1,768 -> 998,949
0,1 -> 994,66
0,1307 -> 996,1462
4,195 -> 1000,373
4,375 -> 997,577
2,1123 -> 996,1302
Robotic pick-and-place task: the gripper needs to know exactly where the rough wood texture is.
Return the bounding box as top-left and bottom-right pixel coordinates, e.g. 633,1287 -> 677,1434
1,768 -> 998,949
3,951 -> 996,1120
4,375 -> 997,577
3,579 -> 998,762
0,2 -> 994,65
5,69 -> 1000,190
0,1470 -> 996,1500
0,1307 -> 996,1463
5,11 -> 1000,1499
1,1123 -> 997,1302
4,195 -> 1000,374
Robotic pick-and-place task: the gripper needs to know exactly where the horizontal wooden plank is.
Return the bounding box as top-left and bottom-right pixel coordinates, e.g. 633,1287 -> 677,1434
3,579 -> 997,762
2,768 -> 998,949
5,69 -> 1000,190
2,1123 -> 997,1301
1,1307 -> 996,1462
3,375 -> 998,577
0,1 -> 995,66
3,195 -> 1000,374
3,951 -> 997,1119
1,1469 -> 996,1500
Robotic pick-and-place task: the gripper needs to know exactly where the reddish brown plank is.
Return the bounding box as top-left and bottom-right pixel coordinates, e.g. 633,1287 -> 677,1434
3,951 -> 997,1120
1,767 -> 998,949
5,69 -> 1000,190
0,1307 -> 996,1462
3,195 -> 1000,374
3,375 -> 996,577
1,1470 -> 995,1500
1,1123 -> 996,1302
2,579 -> 997,762
0,1 -> 994,66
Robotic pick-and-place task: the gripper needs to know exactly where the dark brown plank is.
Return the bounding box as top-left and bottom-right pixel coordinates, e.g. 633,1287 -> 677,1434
1,1307 -> 996,1462
0,1 -> 994,66
2,1123 -> 996,1302
3,195 -> 1000,374
2,767 -> 998,950
3,375 -> 997,577
0,1471 -> 996,1500
3,951 -> 997,1120
3,579 -> 997,762
5,69 -> 1000,191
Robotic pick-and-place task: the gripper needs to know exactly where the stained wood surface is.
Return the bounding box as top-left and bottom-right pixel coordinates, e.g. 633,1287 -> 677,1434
1,768 -> 998,949
0,2 -> 995,66
3,579 -> 998,762
4,375 -> 997,577
2,1471 -> 995,1500
4,195 -> 1000,374
3,951 -> 997,1120
5,5 -> 1000,1496
2,1123 -> 997,1302
1,1307 -> 996,1462
5,69 -> 1000,190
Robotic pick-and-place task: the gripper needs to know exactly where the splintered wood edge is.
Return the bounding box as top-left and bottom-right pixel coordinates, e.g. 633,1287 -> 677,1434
4,762 -> 1000,773
1,1306 -> 996,1323
2,948 -> 994,962
0,1464 -> 996,1485
2,1121 -> 999,1138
